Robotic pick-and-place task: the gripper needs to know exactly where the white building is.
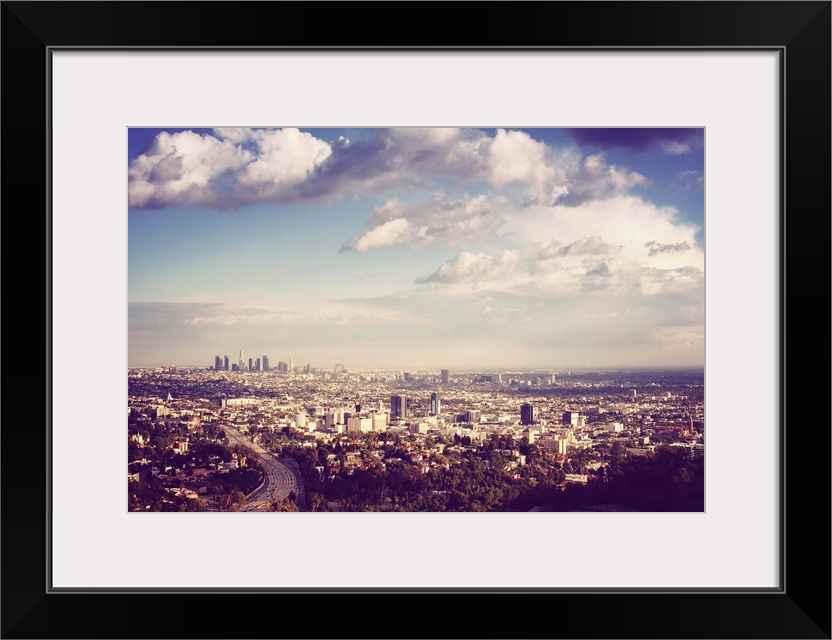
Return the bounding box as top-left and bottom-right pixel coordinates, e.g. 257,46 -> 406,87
409,422 -> 430,435
542,437 -> 569,455
372,414 -> 387,431
348,417 -> 373,433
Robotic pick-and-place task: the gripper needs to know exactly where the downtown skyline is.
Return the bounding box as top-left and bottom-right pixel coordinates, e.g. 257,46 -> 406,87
128,127 -> 704,369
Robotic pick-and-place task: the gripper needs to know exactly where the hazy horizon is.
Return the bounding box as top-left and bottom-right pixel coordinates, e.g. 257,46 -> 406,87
128,127 -> 704,369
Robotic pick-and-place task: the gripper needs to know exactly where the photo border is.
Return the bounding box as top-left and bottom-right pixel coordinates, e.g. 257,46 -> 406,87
2,2 -> 829,638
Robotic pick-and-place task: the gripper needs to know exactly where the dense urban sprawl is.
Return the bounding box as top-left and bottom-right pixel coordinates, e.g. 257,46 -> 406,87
128,362 -> 704,512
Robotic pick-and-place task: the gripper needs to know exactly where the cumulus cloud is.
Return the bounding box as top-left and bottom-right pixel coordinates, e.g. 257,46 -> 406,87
581,258 -> 703,296
341,193 -> 506,252
556,235 -> 612,256
415,236 -> 702,299
128,131 -> 253,208
415,250 -> 523,284
487,128 -> 558,194
510,196 -> 702,269
554,154 -> 650,206
528,236 -> 615,277
289,127 -> 492,202
129,128 -> 330,209
129,127 -> 656,212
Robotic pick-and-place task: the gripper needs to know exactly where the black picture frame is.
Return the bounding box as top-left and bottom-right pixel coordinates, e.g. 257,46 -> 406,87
2,2 -> 829,638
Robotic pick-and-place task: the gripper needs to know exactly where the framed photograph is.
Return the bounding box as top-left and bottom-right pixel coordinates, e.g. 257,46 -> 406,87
3,2 -> 829,638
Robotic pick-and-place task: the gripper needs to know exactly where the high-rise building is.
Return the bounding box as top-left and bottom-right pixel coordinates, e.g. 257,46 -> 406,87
390,395 -> 407,420
430,392 -> 441,416
239,351 -> 245,371
335,360 -> 343,376
441,369 -> 450,384
248,357 -> 253,372
223,356 -> 230,371
289,358 -> 294,373
214,355 -> 222,370
521,403 -> 536,425
457,410 -> 481,423
262,355 -> 270,372
254,358 -> 260,372
404,372 -> 412,382
562,411 -> 579,426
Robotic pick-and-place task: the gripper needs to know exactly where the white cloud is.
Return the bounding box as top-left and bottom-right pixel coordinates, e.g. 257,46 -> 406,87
487,128 -> 557,192
413,201 -> 703,301
130,128 -> 656,212
556,235 -> 611,256
235,128 -> 332,194
511,195 -> 703,269
416,250 -> 523,284
128,128 -> 331,208
128,131 -> 252,208
343,218 -> 412,252
554,154 -> 650,205
341,193 -> 506,252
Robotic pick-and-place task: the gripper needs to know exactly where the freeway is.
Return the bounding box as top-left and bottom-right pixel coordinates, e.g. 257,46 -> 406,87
222,426 -> 306,512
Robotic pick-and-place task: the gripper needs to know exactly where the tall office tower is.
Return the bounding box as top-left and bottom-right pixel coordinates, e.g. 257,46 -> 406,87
262,355 -> 270,372
255,358 -> 260,372
430,392 -> 441,416
239,351 -> 245,371
441,369 -> 450,384
562,411 -> 579,426
521,403 -> 536,425
223,355 -> 230,371
390,394 -> 407,420
214,355 -> 222,370
289,358 -> 294,373
248,357 -> 253,372
404,372 -> 412,382
335,360 -> 343,376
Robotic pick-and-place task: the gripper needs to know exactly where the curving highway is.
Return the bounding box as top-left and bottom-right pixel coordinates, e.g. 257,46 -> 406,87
222,426 -> 305,511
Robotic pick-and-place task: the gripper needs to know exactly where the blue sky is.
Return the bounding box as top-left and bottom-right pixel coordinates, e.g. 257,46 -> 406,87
128,127 -> 704,369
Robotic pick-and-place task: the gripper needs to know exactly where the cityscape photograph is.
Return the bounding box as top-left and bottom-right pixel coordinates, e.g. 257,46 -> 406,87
128,127 -> 705,513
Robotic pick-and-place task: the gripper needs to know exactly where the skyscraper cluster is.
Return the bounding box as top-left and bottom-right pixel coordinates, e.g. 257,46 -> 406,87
213,353 -> 271,372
